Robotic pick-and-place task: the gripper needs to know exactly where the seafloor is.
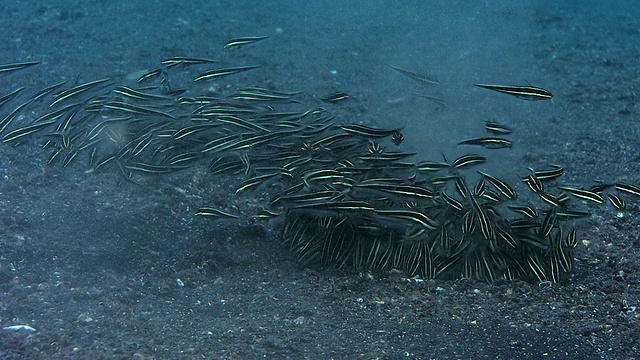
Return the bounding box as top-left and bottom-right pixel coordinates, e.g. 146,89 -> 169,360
0,1 -> 639,359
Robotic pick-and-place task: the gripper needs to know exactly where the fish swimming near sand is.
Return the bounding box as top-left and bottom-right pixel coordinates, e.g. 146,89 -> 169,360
475,83 -> 552,100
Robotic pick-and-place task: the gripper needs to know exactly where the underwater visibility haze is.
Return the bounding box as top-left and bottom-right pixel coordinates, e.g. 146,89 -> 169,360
0,1 -> 639,358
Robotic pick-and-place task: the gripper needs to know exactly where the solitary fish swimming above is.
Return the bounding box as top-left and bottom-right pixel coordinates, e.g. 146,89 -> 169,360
475,83 -> 552,101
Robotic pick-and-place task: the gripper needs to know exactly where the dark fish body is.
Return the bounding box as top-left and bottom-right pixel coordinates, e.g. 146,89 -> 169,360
453,154 -> 486,169
160,57 -> 216,67
475,83 -> 552,100
458,137 -> 513,149
322,92 -> 349,103
0,87 -> 26,108
194,65 -> 260,82
615,183 -> 640,197
0,61 -> 40,74
484,120 -> 512,135
194,207 -> 240,219
224,36 -> 269,49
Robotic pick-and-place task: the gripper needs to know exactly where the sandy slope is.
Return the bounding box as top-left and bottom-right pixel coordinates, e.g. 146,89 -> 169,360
0,1 -> 638,358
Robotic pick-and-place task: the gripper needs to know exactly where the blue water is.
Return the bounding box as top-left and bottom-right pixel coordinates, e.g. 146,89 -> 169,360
1,1 -> 639,358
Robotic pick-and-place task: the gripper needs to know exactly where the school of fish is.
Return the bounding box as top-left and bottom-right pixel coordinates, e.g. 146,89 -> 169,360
0,38 -> 637,284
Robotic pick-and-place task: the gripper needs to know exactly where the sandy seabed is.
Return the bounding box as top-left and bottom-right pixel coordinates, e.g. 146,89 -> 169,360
0,1 -> 639,359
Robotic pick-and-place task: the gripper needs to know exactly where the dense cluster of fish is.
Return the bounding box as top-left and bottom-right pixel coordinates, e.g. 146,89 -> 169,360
0,53 -> 637,284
